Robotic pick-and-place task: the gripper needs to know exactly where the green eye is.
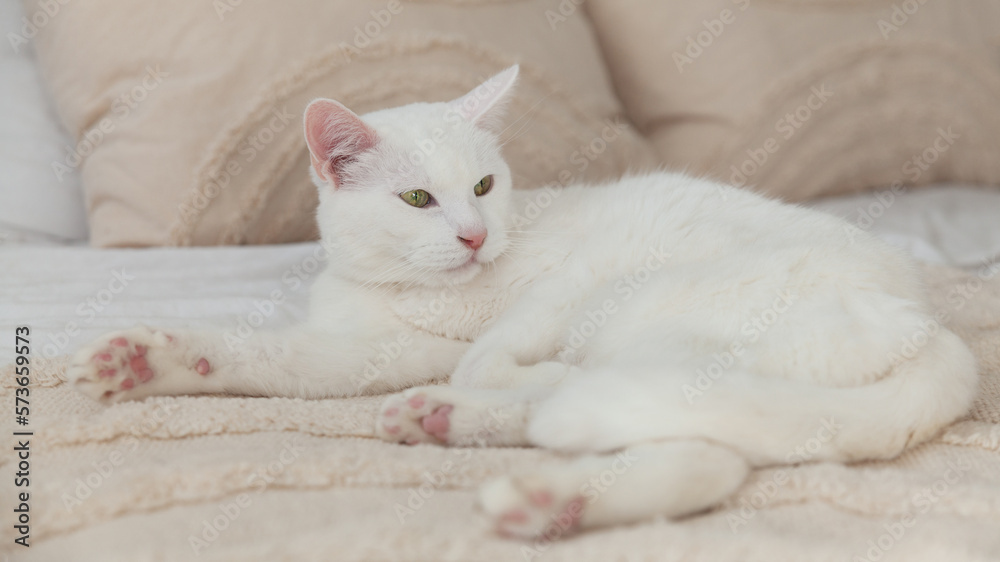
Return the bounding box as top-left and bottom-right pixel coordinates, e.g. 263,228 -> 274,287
474,175 -> 494,196
400,189 -> 431,208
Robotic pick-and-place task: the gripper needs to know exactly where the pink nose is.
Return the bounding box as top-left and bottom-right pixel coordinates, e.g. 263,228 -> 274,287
458,231 -> 486,251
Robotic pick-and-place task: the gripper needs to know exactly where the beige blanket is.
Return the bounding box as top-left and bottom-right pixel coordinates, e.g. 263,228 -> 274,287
3,264 -> 999,561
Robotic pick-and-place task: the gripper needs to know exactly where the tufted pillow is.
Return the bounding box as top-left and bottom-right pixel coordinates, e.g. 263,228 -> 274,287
585,0 -> 1000,200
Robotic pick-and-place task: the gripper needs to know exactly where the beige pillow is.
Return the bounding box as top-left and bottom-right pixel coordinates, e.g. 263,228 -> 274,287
27,0 -> 658,246
586,0 -> 1000,200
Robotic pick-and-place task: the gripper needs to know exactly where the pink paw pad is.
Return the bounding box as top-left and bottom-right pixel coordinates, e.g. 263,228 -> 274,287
129,355 -> 148,372
95,352 -> 112,362
121,347 -> 155,383
120,378 -> 135,390
500,509 -> 528,524
384,425 -> 401,435
98,368 -> 116,378
529,490 -> 554,507
384,407 -> 398,417
420,405 -> 453,441
195,358 -> 211,375
407,395 -> 425,409
110,337 -> 129,347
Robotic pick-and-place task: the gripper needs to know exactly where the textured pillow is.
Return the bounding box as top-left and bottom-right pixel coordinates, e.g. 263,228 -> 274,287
27,0 -> 658,247
585,0 -> 1000,200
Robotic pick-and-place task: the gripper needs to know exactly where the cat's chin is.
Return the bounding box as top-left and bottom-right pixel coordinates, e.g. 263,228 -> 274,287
404,259 -> 486,289
439,260 -> 485,286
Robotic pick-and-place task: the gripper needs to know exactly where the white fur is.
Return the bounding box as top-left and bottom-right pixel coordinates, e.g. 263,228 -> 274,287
68,66 -> 978,538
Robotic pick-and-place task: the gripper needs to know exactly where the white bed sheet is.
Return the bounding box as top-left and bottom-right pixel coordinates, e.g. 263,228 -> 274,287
0,244 -> 316,364
806,184 -> 1000,268
1,184 -> 998,365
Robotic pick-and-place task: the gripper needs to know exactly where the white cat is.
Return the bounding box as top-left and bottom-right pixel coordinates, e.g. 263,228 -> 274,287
69,66 -> 978,538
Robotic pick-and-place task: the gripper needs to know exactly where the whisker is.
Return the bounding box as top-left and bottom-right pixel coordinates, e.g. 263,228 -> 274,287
499,118 -> 537,149
496,92 -> 553,141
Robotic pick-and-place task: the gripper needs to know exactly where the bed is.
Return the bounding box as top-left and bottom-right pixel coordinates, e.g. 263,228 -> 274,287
2,184 -> 999,561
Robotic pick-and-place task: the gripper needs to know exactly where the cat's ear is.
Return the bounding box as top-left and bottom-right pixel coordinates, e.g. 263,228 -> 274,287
303,99 -> 378,188
447,65 -> 519,132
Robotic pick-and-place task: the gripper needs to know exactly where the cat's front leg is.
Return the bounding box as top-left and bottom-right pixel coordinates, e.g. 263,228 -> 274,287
451,272 -> 592,389
71,324 -> 468,403
375,313 -> 584,446
375,324 -> 580,446
374,276 -> 587,446
68,325 -> 225,403
452,339 -> 576,389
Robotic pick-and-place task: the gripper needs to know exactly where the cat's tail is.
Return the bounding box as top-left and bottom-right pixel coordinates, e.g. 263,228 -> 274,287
527,327 -> 978,466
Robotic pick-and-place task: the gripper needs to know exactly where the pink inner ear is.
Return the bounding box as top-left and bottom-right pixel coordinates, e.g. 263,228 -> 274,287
304,100 -> 378,187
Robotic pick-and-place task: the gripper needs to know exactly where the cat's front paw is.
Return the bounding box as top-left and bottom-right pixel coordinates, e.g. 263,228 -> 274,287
375,386 -> 528,447
479,473 -> 587,539
68,326 -> 212,403
375,388 -> 456,445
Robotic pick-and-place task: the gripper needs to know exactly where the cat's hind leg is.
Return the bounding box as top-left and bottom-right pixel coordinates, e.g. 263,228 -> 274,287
526,327 -> 976,465
479,440 -> 749,538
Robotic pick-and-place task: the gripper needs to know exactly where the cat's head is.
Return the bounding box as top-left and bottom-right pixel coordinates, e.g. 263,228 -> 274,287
303,66 -> 519,288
